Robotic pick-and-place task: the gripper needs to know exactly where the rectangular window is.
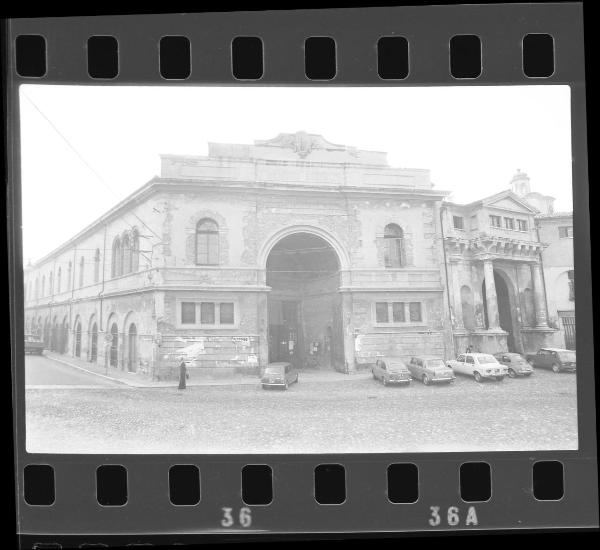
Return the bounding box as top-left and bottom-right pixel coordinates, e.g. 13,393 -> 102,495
392,302 -> 405,322
517,219 -> 528,231
409,302 -> 422,322
558,226 -> 573,238
375,302 -> 389,323
489,215 -> 501,228
453,216 -> 464,230
181,302 -> 196,324
220,302 -> 234,324
504,217 -> 514,230
200,302 -> 215,324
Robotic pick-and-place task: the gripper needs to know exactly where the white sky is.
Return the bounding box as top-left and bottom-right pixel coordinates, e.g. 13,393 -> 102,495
19,84 -> 572,264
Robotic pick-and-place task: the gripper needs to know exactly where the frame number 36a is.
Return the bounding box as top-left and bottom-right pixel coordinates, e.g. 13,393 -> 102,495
221,507 -> 252,528
429,506 -> 478,527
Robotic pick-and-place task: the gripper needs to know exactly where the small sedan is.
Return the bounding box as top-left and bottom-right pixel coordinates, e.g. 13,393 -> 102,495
261,362 -> 299,390
24,334 -> 45,355
447,353 -> 508,383
408,356 -> 455,385
372,358 -> 411,386
493,352 -> 533,377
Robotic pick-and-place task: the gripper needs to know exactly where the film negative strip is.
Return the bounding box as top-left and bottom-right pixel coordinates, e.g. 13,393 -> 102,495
7,4 -> 597,546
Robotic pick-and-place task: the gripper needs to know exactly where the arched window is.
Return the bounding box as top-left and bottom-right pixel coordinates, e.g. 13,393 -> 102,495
57,267 -> 62,294
122,233 -> 131,274
111,237 -> 121,278
94,248 -> 100,283
49,271 -> 53,295
79,256 -> 85,288
131,229 -> 139,272
67,261 -> 72,290
41,275 -> 45,297
384,224 -> 405,268
196,219 -> 219,265
35,277 -> 39,299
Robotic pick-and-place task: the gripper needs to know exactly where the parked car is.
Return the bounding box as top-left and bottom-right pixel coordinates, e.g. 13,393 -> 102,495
446,353 -> 508,382
408,356 -> 455,385
493,352 -> 534,377
372,358 -> 411,386
525,348 -> 576,373
261,362 -> 299,389
24,334 -> 44,355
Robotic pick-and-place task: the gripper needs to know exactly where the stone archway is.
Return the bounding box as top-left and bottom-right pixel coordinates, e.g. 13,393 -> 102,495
482,269 -> 519,352
265,231 -> 345,370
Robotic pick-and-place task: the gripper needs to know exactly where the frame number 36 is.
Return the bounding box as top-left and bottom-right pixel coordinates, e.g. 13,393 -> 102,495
221,507 -> 252,528
429,506 -> 478,527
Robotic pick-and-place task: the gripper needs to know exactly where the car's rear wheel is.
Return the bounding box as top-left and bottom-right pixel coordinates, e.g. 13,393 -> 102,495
422,374 -> 431,386
508,368 -> 516,378
474,372 -> 482,383
552,364 -> 560,373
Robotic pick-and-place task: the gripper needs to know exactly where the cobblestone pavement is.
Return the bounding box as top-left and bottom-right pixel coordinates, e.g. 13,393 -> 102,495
25,364 -> 578,454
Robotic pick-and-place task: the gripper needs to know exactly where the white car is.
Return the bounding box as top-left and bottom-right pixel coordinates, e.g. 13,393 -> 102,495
447,353 -> 508,383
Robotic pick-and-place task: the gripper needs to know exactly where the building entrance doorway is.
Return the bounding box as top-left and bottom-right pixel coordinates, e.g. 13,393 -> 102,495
482,270 -> 516,351
266,232 -> 344,370
127,323 -> 137,372
110,323 -> 119,367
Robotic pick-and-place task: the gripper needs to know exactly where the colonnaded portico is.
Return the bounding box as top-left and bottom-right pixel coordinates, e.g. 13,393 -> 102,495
445,233 -> 559,355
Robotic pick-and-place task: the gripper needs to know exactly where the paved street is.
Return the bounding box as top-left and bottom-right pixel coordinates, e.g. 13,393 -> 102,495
25,354 -> 122,388
25,355 -> 578,454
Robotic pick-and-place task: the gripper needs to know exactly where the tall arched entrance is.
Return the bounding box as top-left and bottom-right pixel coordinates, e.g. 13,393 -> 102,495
90,322 -> 98,362
74,321 -> 82,357
482,270 -> 517,351
110,323 -> 119,367
265,232 -> 344,369
127,323 -> 137,372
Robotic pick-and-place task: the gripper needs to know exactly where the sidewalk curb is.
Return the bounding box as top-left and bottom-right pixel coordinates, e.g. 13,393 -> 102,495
44,354 -> 373,388
44,354 -> 259,388
45,355 -> 132,386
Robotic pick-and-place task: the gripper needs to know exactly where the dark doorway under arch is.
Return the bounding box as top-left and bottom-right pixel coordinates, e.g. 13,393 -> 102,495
90,322 -> 98,362
266,232 -> 343,369
482,271 -> 516,351
127,323 -> 137,372
75,321 -> 82,358
110,323 -> 119,367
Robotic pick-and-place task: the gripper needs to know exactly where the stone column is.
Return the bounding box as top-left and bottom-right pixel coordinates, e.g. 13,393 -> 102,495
450,261 -> 464,329
483,258 -> 500,329
341,292 -> 356,373
530,262 -> 549,327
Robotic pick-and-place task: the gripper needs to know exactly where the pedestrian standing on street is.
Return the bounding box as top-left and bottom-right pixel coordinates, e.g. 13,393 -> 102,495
465,344 -> 473,354
178,356 -> 187,390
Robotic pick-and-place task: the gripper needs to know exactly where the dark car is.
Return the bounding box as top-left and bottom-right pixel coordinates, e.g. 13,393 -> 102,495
261,362 -> 299,389
372,358 -> 411,386
525,348 -> 576,373
24,334 -> 44,355
493,352 -> 533,377
408,356 -> 455,385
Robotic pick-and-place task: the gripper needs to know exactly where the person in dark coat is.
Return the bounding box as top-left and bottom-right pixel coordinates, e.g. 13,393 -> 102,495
465,344 -> 473,354
178,356 -> 187,390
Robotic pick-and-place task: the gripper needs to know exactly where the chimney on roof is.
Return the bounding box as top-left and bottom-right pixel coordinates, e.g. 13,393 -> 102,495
511,169 -> 531,197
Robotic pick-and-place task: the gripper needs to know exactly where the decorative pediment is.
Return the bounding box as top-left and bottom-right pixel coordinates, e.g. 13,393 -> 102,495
481,190 -> 539,214
255,131 -> 358,159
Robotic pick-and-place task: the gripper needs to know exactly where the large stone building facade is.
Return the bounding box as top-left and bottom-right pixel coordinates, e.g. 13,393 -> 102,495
23,133 -> 572,379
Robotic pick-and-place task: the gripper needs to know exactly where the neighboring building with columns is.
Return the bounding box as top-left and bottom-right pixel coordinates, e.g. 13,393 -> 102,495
23,133 -> 568,379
